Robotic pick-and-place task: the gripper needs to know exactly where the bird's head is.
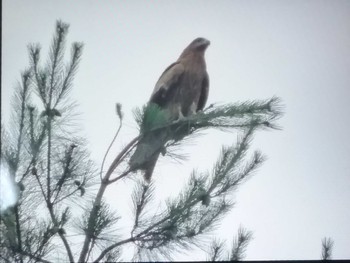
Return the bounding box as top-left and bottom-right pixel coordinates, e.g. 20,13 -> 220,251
180,37 -> 210,58
189,37 -> 210,51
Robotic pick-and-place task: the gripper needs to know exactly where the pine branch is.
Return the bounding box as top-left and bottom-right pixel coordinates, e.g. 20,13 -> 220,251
208,126 -> 255,196
2,20 -> 97,263
44,21 -> 70,208
4,71 -> 32,263
229,226 -> 253,261
0,70 -> 33,263
30,222 -> 56,259
52,144 -> 76,201
134,97 -> 283,134
44,193 -> 74,262
78,136 -> 139,262
77,201 -> 119,262
27,106 -> 47,162
97,177 -> 231,261
321,237 -> 334,260
14,71 -> 31,170
102,248 -> 121,262
48,20 -> 69,106
207,239 -> 225,261
46,114 -> 53,215
92,237 -> 135,263
14,205 -> 24,263
3,20 -> 91,263
131,98 -> 282,170
54,42 -> 83,107
131,180 -> 155,236
29,44 -> 49,106
91,97 -> 283,261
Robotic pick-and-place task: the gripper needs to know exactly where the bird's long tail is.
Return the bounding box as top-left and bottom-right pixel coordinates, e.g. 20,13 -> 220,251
143,152 -> 160,182
129,132 -> 165,181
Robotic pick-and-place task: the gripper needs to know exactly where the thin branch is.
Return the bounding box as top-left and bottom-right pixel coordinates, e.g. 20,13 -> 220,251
105,136 -> 140,179
46,116 -> 52,203
15,72 -> 30,170
131,183 -> 152,236
86,240 -> 96,263
52,144 -> 76,202
92,237 -> 135,263
14,205 -> 24,263
100,118 -> 123,181
107,168 -> 133,184
45,201 -> 74,263
52,187 -> 81,204
95,217 -> 169,261
34,169 -> 48,201
19,158 -> 35,182
42,118 -> 75,263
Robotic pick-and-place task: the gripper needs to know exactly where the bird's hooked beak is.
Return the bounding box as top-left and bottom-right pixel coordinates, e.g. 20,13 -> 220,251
198,38 -> 210,49
203,39 -> 210,47
198,38 -> 210,52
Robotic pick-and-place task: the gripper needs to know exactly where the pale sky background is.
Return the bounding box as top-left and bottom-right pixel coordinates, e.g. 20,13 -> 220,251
2,0 -> 350,261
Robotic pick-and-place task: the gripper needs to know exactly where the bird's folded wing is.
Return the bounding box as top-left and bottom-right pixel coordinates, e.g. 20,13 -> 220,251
150,62 -> 184,103
197,71 -> 209,111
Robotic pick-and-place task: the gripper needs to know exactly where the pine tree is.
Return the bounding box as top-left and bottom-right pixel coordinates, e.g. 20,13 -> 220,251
1,20 -> 284,262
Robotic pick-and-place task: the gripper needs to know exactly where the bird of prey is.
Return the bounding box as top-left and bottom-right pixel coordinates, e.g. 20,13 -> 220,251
129,37 -> 210,181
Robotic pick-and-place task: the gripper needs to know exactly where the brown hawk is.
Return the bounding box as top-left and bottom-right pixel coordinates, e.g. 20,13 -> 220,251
130,37 -> 210,181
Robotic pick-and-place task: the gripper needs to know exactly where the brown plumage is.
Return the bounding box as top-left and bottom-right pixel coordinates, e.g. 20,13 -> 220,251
130,37 -> 210,181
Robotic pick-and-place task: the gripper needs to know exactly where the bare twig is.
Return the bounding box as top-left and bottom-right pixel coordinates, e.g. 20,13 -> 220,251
53,187 -> 81,204
105,136 -> 140,179
34,169 -> 48,201
19,158 -> 35,182
107,168 -> 133,184
100,117 -> 123,181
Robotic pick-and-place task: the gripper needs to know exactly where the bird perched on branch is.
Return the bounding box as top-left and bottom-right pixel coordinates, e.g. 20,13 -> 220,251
129,37 -> 210,181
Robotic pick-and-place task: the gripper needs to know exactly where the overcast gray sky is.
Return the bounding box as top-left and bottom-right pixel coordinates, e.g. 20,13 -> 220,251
2,0 -> 350,260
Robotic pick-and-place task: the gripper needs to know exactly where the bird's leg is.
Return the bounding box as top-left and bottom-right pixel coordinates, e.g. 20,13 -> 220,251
189,102 -> 197,116
178,105 -> 185,120
174,105 -> 185,122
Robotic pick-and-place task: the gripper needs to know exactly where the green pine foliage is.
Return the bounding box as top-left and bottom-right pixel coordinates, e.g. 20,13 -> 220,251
1,20 -> 96,263
321,237 -> 334,260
